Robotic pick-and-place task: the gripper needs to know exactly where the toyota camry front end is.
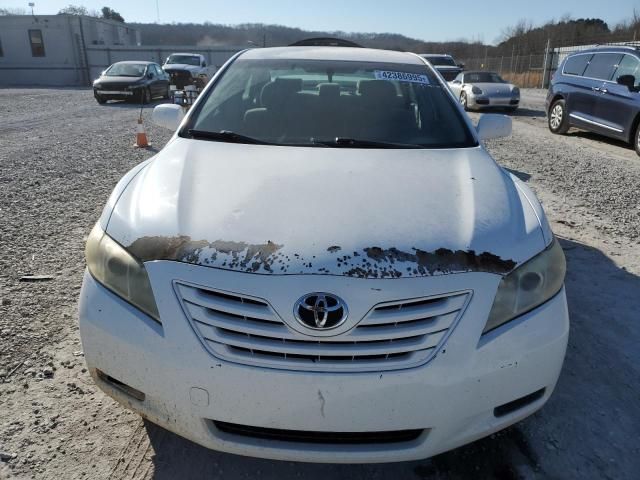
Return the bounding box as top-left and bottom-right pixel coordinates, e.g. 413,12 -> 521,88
78,46 -> 569,463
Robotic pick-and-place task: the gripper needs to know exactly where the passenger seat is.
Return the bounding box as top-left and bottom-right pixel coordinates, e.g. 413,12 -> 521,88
244,78 -> 302,138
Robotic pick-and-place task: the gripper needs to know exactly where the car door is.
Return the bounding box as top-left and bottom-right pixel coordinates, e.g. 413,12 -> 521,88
592,54 -> 640,140
153,64 -> 169,94
579,53 -> 625,137
560,53 -> 596,127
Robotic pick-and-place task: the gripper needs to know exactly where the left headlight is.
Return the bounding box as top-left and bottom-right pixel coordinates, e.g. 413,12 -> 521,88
85,223 -> 160,322
483,239 -> 565,334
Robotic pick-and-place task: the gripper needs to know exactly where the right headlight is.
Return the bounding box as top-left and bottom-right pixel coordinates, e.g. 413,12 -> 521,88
85,223 -> 160,322
483,239 -> 566,334
471,85 -> 483,94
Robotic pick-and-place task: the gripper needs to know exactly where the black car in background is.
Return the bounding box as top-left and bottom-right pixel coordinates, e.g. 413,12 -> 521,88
546,46 -> 640,156
92,61 -> 170,105
419,54 -> 464,81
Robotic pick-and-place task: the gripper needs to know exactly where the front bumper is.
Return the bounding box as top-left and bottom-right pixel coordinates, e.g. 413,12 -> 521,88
94,88 -> 134,98
79,262 -> 569,463
469,94 -> 520,109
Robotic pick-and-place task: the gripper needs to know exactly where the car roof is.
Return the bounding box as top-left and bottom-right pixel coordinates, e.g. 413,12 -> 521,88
168,53 -> 202,56
420,53 -> 452,57
113,60 -> 154,65
463,71 -> 499,75
569,46 -> 640,56
240,46 -> 426,65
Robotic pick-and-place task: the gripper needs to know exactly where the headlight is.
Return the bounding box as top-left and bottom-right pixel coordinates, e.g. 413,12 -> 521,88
512,87 -> 521,96
483,239 -> 565,334
85,223 -> 160,322
471,86 -> 483,94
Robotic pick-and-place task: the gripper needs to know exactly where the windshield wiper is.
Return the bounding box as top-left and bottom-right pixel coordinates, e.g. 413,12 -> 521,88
313,137 -> 422,149
187,129 -> 272,145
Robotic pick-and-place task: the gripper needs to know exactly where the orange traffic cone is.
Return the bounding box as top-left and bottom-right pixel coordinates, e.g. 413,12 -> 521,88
134,117 -> 150,148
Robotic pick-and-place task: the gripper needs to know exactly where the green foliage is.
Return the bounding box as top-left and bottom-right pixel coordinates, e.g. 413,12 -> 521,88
101,6 -> 125,23
58,5 -> 89,15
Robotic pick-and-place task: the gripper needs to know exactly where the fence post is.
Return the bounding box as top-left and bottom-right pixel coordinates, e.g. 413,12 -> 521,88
541,38 -> 551,89
499,56 -> 503,74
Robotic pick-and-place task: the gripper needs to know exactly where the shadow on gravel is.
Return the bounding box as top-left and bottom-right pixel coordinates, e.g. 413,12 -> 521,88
508,107 -> 545,118
142,420 -> 539,479
503,167 -> 532,182
567,130 -> 634,152
99,99 -> 170,109
122,237 -> 639,480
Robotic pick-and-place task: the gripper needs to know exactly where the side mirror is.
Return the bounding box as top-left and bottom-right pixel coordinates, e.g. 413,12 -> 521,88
458,63 -> 465,69
476,114 -> 512,141
617,74 -> 636,91
202,62 -> 207,67
152,104 -> 185,131
147,72 -> 153,79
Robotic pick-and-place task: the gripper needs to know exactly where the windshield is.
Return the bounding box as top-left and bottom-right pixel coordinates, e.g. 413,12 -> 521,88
464,72 -> 506,83
423,56 -> 456,67
184,58 -> 476,149
166,55 -> 201,66
105,63 -> 146,77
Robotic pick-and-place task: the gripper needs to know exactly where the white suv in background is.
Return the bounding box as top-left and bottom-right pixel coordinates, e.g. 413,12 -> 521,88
79,46 -> 569,463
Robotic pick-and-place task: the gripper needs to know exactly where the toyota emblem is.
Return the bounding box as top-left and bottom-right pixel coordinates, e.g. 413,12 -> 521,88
294,293 -> 348,330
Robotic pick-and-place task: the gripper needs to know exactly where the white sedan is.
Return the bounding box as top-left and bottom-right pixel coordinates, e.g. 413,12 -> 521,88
449,71 -> 521,111
79,46 -> 568,463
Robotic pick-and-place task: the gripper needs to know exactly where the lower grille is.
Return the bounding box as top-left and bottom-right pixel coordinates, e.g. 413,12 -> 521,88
165,69 -> 193,88
213,421 -> 424,445
176,282 -> 470,373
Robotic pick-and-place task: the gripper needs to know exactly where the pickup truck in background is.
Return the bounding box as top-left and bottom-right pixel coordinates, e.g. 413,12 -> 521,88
162,53 -> 214,89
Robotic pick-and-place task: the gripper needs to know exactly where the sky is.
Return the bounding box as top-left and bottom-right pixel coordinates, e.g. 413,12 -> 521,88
4,0 -> 638,44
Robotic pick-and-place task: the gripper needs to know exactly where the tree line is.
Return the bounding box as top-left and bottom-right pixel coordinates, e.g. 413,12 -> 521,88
130,11 -> 639,57
2,6 -> 638,57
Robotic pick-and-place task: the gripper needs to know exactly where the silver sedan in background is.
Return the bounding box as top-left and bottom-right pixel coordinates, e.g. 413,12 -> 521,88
449,71 -> 520,112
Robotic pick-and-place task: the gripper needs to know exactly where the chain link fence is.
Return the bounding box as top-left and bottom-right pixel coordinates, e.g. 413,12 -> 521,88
458,40 -> 640,89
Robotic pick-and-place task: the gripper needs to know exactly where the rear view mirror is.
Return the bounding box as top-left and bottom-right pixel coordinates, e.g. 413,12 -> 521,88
617,74 -> 636,91
476,114 -> 512,141
152,104 -> 185,131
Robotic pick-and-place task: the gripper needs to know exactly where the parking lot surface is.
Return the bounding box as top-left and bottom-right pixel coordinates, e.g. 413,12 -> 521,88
0,88 -> 639,479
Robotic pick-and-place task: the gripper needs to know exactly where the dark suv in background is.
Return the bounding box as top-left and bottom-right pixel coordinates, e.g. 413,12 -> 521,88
546,46 -> 640,156
420,54 -> 464,81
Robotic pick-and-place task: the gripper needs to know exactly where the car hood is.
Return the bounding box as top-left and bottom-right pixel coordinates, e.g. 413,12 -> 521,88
98,75 -> 143,84
105,138 -> 546,278
164,64 -> 199,71
472,83 -> 515,94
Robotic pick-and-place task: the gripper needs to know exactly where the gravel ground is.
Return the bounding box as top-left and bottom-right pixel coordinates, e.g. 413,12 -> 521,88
0,88 -> 639,479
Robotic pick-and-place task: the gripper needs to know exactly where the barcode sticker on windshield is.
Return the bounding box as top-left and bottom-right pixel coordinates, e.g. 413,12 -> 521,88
374,70 -> 430,84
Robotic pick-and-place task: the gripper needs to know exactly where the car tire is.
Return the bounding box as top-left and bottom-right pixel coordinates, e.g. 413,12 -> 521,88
95,95 -> 106,105
140,87 -> 151,104
634,123 -> 640,157
548,99 -> 569,134
460,92 -> 469,111
162,85 -> 170,99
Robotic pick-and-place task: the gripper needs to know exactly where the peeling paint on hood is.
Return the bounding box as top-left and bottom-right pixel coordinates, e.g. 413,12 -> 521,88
106,138 -> 546,277
126,236 -> 516,278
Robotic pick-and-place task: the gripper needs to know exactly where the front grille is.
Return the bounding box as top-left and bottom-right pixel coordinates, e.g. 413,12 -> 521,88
439,70 -> 460,81
99,83 -> 131,91
165,69 -> 193,88
213,421 -> 424,445
176,282 -> 470,373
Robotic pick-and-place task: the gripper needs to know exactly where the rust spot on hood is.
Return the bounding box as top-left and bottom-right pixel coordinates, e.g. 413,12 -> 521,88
125,236 -> 516,277
128,236 -> 283,273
